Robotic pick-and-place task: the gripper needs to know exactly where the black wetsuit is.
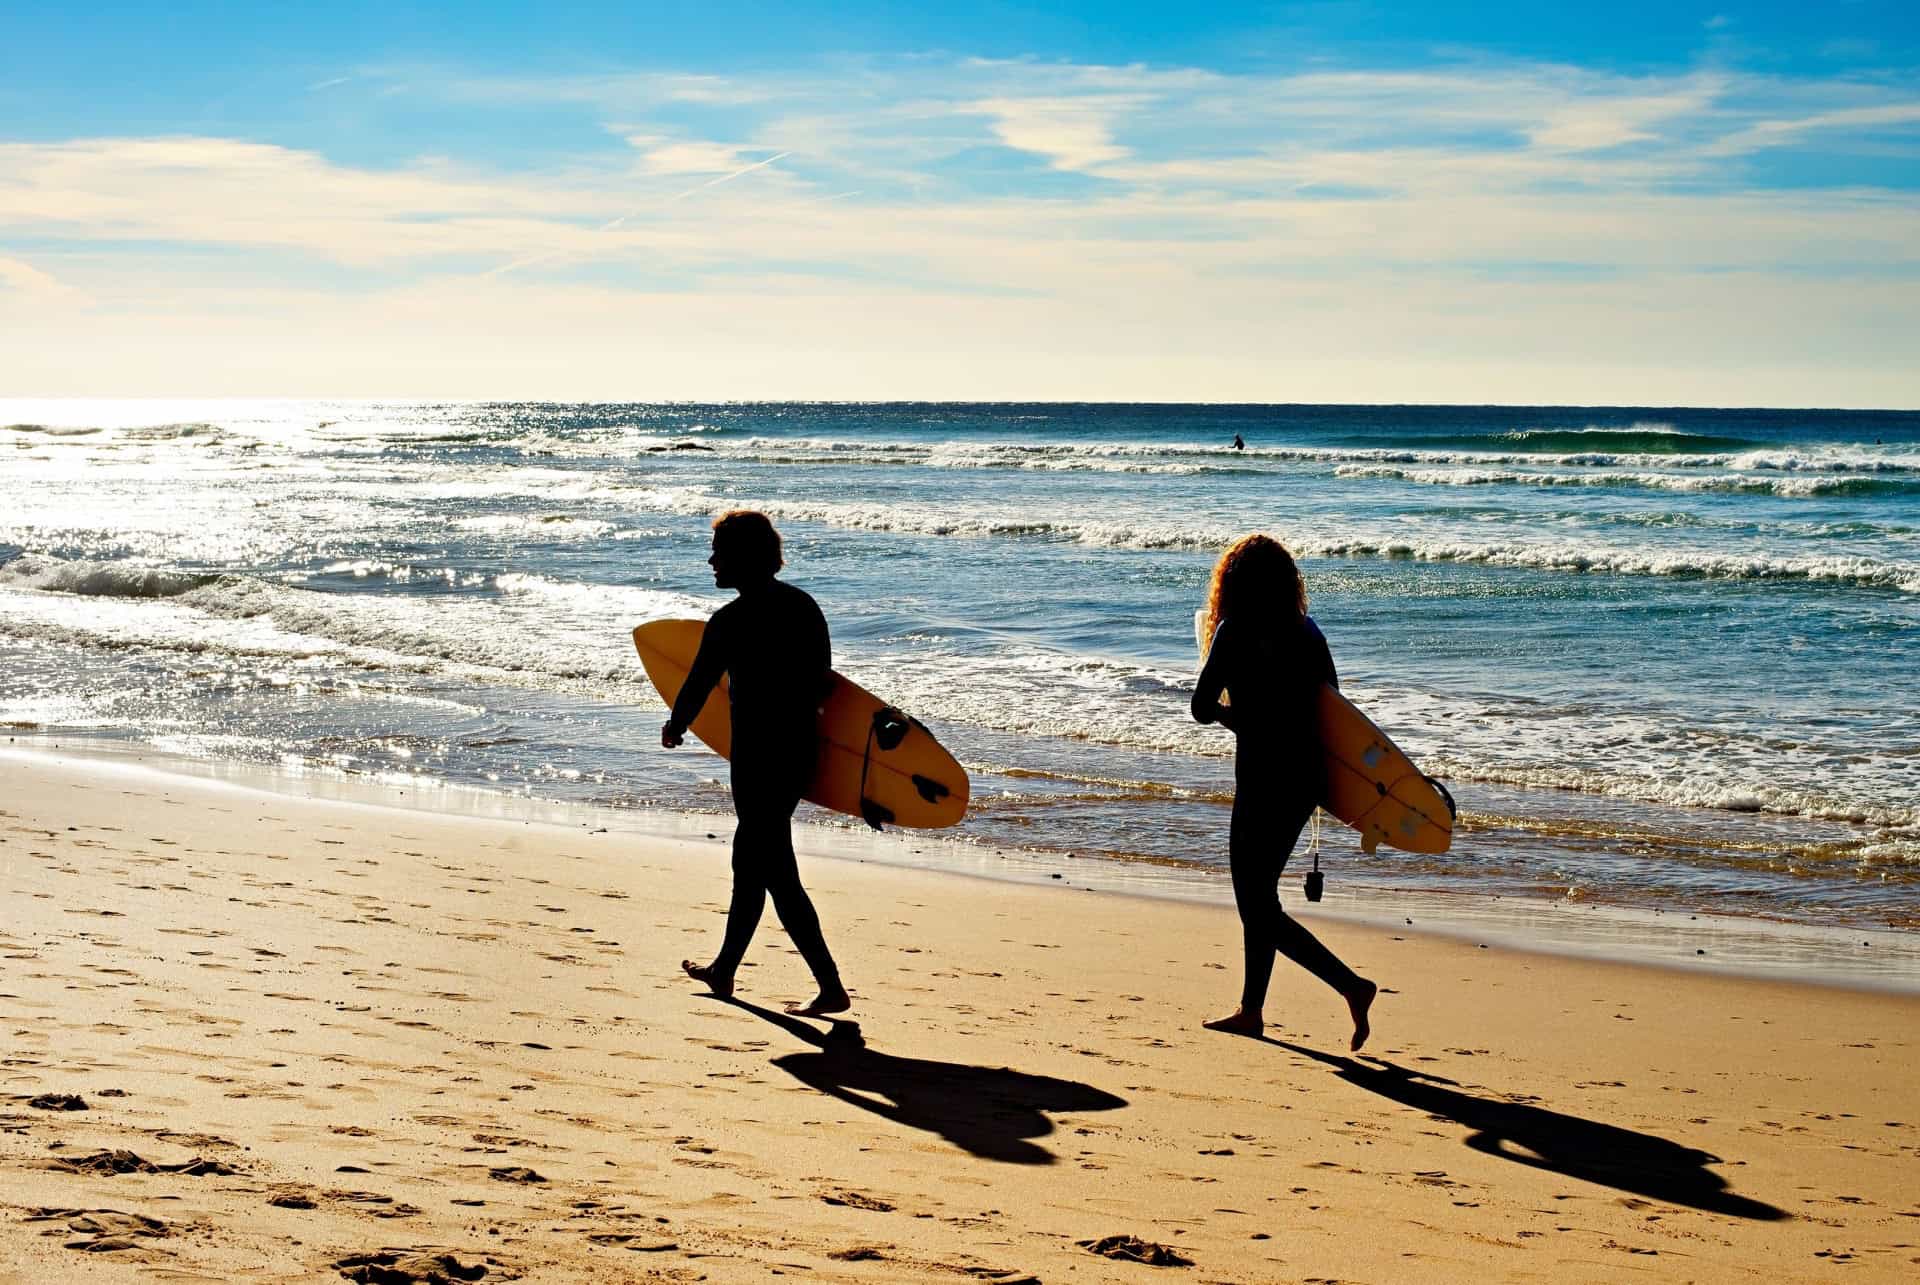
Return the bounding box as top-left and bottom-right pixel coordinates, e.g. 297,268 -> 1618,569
1193,612 -> 1361,1008
671,579 -> 840,986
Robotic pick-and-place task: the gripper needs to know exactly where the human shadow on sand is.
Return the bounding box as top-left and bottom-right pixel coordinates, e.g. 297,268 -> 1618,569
1273,1040 -> 1786,1220
724,999 -> 1127,1164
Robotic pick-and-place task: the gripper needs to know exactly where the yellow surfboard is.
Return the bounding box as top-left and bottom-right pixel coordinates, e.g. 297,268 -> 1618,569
1196,611 -> 1454,854
633,618 -> 970,830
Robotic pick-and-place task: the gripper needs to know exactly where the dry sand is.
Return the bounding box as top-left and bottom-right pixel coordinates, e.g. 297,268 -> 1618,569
1,749 -> 1915,1282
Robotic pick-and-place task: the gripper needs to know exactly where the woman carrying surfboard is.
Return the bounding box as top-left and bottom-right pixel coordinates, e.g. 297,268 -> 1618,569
661,510 -> 852,1018
1192,534 -> 1377,1051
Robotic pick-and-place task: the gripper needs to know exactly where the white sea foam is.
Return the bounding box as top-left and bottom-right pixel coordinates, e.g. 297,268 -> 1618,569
0,583 -> 412,668
316,559 -> 412,579
1292,538 -> 1920,592
3,423 -> 105,438
608,488 -> 1920,592
848,632 -> 1920,834
491,572 -> 708,617
5,555 -> 1914,841
452,514 -> 620,538
295,562 -> 492,588
0,552 -> 215,598
3,421 -> 226,443
1,587 -> 615,704
708,434 -> 1920,477
1332,463 -> 1914,497
1420,756 -> 1920,833
1727,449 -> 1920,474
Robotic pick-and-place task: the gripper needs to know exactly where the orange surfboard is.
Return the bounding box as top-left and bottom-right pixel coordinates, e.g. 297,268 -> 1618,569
1196,611 -> 1453,854
633,618 -> 969,830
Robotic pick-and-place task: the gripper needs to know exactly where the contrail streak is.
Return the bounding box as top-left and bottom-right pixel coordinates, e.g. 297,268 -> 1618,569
488,150 -> 793,277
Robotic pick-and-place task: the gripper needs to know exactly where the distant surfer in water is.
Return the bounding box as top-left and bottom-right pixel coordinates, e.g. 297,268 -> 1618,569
662,510 -> 851,1017
1231,433 -> 1245,451
1192,534 -> 1376,1050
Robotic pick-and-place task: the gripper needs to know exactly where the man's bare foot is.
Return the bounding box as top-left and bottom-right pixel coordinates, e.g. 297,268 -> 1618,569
681,960 -> 733,998
786,986 -> 851,1018
1202,1009 -> 1264,1037
1346,978 -> 1377,1051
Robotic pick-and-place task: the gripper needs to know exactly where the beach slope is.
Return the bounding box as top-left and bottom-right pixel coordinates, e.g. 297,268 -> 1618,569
1,752 -> 1915,1281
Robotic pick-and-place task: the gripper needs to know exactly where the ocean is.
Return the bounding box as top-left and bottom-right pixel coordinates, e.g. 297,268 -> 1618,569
3,399 -> 1917,945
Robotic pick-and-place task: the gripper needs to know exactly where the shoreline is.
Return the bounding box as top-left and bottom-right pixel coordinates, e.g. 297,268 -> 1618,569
6,736 -> 1916,995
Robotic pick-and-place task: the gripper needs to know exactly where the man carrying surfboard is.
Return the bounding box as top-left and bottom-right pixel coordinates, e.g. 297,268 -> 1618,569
661,510 -> 852,1018
1192,534 -> 1377,1051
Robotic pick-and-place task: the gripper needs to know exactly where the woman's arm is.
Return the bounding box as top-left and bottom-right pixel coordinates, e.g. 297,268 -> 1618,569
1312,619 -> 1338,691
1191,618 -> 1236,728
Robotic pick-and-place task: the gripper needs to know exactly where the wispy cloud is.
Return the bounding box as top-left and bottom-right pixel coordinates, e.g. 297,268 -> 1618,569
3,51 -> 1917,400
1528,80 -> 1726,151
0,254 -> 83,302
629,137 -> 766,175
971,95 -> 1136,170
1708,101 -> 1920,155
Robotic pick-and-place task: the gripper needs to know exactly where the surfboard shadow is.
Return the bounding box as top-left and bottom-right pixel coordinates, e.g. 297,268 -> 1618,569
722,998 -> 1127,1165
1271,1040 -> 1787,1220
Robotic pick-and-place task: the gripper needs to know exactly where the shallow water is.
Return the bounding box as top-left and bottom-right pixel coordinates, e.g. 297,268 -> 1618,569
3,399 -> 1917,934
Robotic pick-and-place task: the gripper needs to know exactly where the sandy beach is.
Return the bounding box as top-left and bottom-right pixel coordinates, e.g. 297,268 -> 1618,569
2,749 -> 1916,1283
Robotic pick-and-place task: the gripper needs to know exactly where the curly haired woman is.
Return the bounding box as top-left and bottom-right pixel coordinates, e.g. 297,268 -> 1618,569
1192,534 -> 1376,1050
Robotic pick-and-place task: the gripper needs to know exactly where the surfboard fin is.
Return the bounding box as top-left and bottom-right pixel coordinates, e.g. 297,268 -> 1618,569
911,774 -> 950,805
860,798 -> 895,832
872,708 -> 910,752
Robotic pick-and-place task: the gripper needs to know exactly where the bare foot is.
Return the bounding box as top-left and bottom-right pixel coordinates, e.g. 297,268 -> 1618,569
1202,1009 -> 1264,1037
1346,978 -> 1377,1051
681,960 -> 733,998
786,986 -> 851,1018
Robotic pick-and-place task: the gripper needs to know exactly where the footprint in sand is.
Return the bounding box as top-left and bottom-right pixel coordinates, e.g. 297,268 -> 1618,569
46,1149 -> 240,1177
24,1207 -> 170,1254
1079,1234 -> 1194,1267
470,1132 -> 540,1150
489,1165 -> 547,1184
332,1249 -> 489,1282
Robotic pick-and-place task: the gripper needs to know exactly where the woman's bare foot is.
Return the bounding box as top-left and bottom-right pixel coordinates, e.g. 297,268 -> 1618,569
681,959 -> 733,998
786,985 -> 851,1018
1346,978 -> 1377,1051
1202,1008 -> 1264,1037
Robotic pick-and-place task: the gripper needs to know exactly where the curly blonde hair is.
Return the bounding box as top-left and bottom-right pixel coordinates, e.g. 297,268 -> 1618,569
1201,533 -> 1307,654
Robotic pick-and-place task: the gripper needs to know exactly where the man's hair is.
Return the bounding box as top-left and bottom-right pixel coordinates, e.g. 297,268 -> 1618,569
711,509 -> 784,577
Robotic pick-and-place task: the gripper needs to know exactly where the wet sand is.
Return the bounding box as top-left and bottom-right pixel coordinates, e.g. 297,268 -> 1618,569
1,750 -> 1916,1281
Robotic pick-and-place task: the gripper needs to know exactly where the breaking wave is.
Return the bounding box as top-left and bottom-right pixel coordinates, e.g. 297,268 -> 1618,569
0,552 -> 220,598
1333,464 -> 1920,498
608,488 -> 1920,592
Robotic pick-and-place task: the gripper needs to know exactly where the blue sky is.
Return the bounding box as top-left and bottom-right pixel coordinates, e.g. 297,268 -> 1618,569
3,3 -> 1917,403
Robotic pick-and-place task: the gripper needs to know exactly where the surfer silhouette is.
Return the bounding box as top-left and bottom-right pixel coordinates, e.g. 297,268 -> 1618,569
1192,534 -> 1377,1050
1231,433 -> 1245,451
662,510 -> 851,1017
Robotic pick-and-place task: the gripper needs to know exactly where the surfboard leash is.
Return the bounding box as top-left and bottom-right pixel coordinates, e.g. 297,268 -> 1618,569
1304,808 -> 1324,902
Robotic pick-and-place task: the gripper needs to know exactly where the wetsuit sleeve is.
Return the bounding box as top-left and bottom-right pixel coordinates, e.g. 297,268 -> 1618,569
1191,618 -> 1234,725
1316,625 -> 1338,691
806,595 -> 832,708
669,607 -> 731,732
